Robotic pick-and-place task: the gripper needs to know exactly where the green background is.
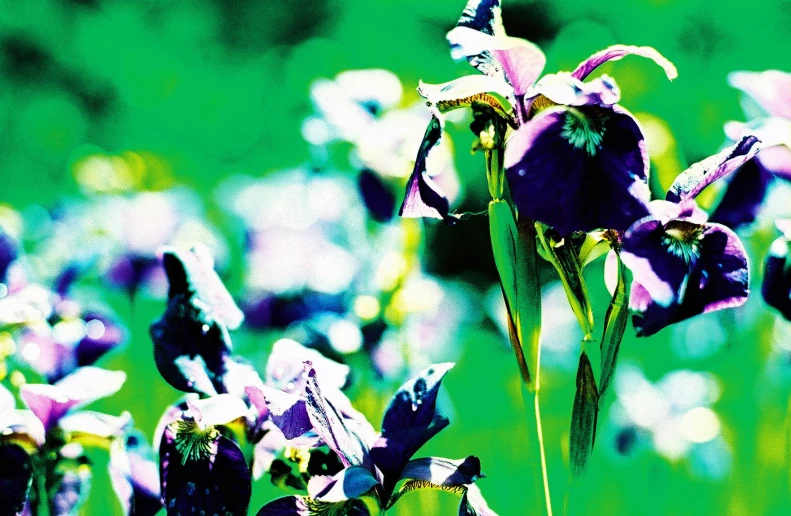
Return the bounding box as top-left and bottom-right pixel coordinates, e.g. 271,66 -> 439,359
2,0 -> 791,514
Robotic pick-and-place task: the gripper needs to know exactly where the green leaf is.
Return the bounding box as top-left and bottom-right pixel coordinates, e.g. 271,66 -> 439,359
599,251 -> 629,399
535,224 -> 594,338
569,352 -> 598,478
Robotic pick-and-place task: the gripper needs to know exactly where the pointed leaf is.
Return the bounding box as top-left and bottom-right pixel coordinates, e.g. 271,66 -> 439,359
599,251 -> 629,399
569,352 -> 598,478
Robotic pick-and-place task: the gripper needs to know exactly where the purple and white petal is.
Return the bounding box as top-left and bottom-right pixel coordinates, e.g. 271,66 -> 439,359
527,73 -> 620,107
506,106 -> 650,235
109,431 -> 163,516
399,116 -> 457,222
710,159 -> 774,229
312,466 -> 379,503
666,135 -> 761,203
20,367 -> 126,430
418,76 -> 514,109
728,70 -> 791,119
397,456 -> 483,487
571,45 -> 678,82
670,223 -> 750,321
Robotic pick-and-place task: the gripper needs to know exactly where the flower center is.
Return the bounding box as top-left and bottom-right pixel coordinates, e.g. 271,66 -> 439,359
560,107 -> 609,156
661,220 -> 704,264
171,419 -> 219,465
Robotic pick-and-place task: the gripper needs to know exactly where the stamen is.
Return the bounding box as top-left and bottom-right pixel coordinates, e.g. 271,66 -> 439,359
661,220 -> 704,264
171,419 -> 219,466
560,107 -> 609,156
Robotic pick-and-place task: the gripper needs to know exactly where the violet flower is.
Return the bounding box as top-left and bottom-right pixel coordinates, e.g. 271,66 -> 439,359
618,136 -> 760,336
401,0 -> 677,235
711,70 -> 791,228
257,363 -> 495,516
762,219 -> 791,320
0,367 -> 140,515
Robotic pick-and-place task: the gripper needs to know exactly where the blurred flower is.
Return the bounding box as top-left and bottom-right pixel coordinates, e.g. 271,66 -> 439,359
712,70 -> 791,228
0,367 -> 141,514
258,363 -> 496,516
607,364 -> 730,479
619,137 -> 759,336
762,219 -> 791,320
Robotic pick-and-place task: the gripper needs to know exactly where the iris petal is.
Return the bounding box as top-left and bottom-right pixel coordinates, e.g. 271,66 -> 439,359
0,443 -> 32,516
571,45 -> 678,82
399,116 -> 457,222
762,236 -> 791,320
505,105 -> 650,235
666,135 -> 761,203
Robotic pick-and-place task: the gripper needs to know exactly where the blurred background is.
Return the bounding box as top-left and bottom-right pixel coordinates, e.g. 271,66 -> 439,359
1,0 -> 791,514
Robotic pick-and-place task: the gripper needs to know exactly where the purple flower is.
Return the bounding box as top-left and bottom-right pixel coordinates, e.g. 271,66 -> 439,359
149,245 -> 246,396
159,395 -> 252,516
619,137 -> 760,336
762,219 -> 791,320
401,0 -> 677,235
711,70 -> 791,228
257,363 -> 496,516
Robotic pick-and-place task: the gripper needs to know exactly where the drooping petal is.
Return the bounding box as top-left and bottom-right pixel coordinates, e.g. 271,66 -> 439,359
446,27 -> 545,97
668,223 -> 750,322
149,293 -> 233,395
506,105 -> 650,235
58,410 -> 132,443
709,159 -> 774,229
418,77 -> 515,119
186,394 -> 249,428
311,466 -> 380,503
249,384 -> 311,440
0,443 -> 32,516
304,366 -> 372,470
725,117 -> 791,180
161,245 -> 244,331
19,367 -> 126,431
621,217 -> 699,336
399,116 -> 457,222
385,457 -> 494,516
666,135 -> 761,203
0,410 -> 46,449
397,456 -> 483,487
371,363 -> 454,494
160,418 -> 251,516
728,70 -> 791,119
571,45 -> 678,82
527,73 -> 620,107
762,235 -> 791,320
109,431 -> 163,516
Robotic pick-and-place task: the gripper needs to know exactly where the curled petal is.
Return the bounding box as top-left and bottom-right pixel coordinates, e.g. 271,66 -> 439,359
728,70 -> 791,119
455,0 -> 504,36
506,105 -> 650,235
20,367 -> 126,431
399,116 -> 457,222
312,466 -> 379,503
762,236 -> 791,320
161,245 -> 244,331
666,135 -> 761,203
709,159 -> 774,229
447,27 -> 545,96
571,44 -> 678,82
527,73 -> 621,107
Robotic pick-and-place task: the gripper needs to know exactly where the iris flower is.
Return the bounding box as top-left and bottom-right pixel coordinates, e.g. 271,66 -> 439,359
0,367 -> 149,515
400,0 -> 677,236
618,136 -> 760,336
711,70 -> 791,228
257,363 -> 495,516
762,219 -> 791,320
